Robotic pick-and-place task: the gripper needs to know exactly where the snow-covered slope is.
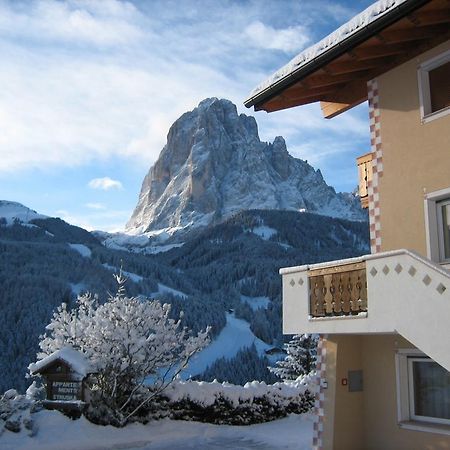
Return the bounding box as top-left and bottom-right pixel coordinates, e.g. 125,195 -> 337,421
0,200 -> 47,225
183,313 -> 271,379
127,98 -> 366,234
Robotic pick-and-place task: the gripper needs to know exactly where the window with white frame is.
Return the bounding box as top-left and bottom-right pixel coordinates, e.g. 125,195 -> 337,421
408,357 -> 450,425
396,350 -> 450,432
424,188 -> 450,265
437,199 -> 450,263
418,50 -> 450,123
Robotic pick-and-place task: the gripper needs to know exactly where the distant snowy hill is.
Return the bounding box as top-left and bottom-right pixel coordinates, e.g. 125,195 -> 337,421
0,200 -> 48,225
127,98 -> 366,235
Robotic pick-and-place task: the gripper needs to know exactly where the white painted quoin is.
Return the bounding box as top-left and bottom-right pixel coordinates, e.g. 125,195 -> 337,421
281,249 -> 450,371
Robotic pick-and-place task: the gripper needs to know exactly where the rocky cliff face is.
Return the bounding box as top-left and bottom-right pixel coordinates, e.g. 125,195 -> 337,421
127,98 -> 365,233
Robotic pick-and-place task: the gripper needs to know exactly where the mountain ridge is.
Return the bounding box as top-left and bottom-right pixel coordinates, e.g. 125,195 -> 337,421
127,98 -> 366,234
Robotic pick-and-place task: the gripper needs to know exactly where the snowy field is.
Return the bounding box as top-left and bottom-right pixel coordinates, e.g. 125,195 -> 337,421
2,410 -> 313,450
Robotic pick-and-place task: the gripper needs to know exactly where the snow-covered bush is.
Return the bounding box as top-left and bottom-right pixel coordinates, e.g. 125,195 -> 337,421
35,274 -> 210,426
0,385 -> 43,436
270,334 -> 318,381
133,378 -> 315,425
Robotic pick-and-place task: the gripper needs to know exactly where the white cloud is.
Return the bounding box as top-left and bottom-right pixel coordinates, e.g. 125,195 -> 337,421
0,0 -> 145,47
88,177 -> 123,190
244,21 -> 310,53
56,206 -> 129,231
85,202 -> 106,210
0,0 -> 371,192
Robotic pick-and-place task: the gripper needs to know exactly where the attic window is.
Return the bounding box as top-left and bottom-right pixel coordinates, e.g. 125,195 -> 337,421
418,51 -> 450,123
429,62 -> 450,113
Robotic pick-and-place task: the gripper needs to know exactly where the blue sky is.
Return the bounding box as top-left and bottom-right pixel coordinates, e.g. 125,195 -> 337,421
0,0 -> 374,231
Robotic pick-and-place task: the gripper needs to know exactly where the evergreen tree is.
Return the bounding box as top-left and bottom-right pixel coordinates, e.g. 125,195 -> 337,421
270,334 -> 318,380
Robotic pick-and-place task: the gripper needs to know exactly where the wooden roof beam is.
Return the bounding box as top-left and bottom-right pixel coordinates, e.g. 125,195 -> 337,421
320,101 -> 363,119
380,23 -> 450,44
260,92 -> 335,112
320,80 -> 368,119
305,70 -> 372,88
351,41 -> 423,60
407,8 -> 450,26
326,56 -> 397,75
282,83 -> 347,101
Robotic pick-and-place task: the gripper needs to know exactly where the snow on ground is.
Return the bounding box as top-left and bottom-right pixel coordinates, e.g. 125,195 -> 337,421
102,263 -> 143,283
96,230 -> 184,255
70,282 -> 87,296
152,283 -> 187,300
182,313 -> 271,379
251,225 -> 277,240
145,243 -> 184,254
1,410 -> 313,450
68,244 -> 92,258
240,295 -> 270,310
0,200 -> 47,225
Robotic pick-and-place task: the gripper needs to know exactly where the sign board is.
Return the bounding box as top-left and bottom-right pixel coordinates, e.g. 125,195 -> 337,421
51,381 -> 82,401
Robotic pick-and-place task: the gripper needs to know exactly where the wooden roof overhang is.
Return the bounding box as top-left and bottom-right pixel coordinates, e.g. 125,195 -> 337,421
244,0 -> 450,118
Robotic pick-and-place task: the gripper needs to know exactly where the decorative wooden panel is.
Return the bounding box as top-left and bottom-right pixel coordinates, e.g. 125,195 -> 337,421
357,152 -> 373,209
309,262 -> 367,317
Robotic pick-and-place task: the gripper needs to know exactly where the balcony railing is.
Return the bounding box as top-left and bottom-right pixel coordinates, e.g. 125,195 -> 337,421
309,262 -> 367,317
356,152 -> 373,209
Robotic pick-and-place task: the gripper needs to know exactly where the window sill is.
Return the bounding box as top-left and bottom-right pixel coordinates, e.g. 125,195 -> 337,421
399,420 -> 450,436
421,105 -> 450,124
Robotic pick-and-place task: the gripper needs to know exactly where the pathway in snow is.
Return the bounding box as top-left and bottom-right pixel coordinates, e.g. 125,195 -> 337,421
2,410 -> 313,450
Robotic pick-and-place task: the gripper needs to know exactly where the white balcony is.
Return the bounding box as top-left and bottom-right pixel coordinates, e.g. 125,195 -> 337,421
280,249 -> 450,371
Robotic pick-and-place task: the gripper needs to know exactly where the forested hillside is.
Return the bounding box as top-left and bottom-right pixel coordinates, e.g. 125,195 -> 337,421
0,210 -> 369,391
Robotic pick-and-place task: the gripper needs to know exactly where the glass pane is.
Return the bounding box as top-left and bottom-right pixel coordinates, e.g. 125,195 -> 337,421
441,204 -> 450,260
412,360 -> 450,420
429,62 -> 450,113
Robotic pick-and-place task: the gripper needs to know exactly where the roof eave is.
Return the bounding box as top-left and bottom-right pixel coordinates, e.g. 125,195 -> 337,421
244,0 -> 431,110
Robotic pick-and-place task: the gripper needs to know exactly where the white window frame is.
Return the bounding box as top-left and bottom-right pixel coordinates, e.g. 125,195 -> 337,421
407,357 -> 450,426
424,187 -> 450,266
417,49 -> 450,124
395,349 -> 450,435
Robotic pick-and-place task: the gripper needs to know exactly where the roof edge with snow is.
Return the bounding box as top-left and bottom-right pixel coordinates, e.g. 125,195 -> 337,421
244,0 -> 430,110
28,346 -> 93,378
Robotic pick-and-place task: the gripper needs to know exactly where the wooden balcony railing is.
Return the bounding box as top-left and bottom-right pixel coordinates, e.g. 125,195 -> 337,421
356,152 -> 373,209
309,262 -> 367,317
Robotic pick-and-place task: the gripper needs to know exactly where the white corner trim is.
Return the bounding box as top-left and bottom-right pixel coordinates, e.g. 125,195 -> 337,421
281,249 -> 450,279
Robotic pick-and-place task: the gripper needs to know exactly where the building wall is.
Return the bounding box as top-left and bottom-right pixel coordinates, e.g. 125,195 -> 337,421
376,40 -> 450,257
324,334 -> 450,450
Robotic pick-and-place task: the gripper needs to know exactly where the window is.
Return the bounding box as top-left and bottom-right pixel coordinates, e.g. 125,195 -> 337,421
408,358 -> 450,425
424,188 -> 450,265
437,199 -> 450,263
418,50 -> 450,123
396,350 -> 450,434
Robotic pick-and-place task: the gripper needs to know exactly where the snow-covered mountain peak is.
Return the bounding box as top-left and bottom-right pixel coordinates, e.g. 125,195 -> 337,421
0,200 -> 48,225
127,98 -> 366,234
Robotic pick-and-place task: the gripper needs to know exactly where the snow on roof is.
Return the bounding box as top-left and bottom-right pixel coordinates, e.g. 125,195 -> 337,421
247,0 -> 408,102
29,347 -> 93,377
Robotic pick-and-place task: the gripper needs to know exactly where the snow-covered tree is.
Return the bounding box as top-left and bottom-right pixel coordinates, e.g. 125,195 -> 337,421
269,334 -> 318,381
36,273 -> 210,425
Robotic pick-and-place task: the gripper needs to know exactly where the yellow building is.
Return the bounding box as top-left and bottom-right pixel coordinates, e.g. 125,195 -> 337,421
245,0 -> 450,449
